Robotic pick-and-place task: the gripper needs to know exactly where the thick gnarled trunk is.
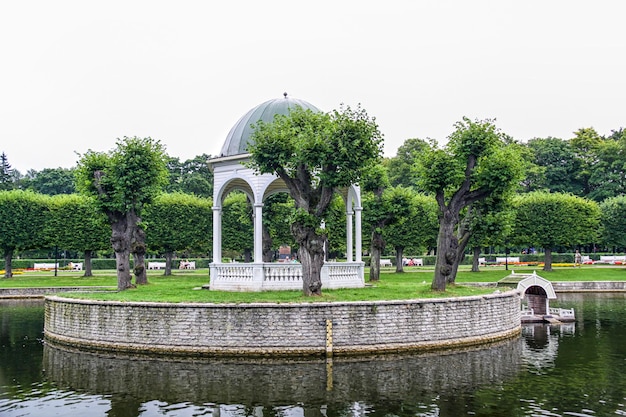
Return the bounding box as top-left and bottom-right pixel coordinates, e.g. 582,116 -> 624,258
132,222 -> 147,284
293,223 -> 324,296
110,213 -> 134,291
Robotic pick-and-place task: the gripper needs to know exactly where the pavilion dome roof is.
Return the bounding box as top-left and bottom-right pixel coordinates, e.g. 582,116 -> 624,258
219,93 -> 321,157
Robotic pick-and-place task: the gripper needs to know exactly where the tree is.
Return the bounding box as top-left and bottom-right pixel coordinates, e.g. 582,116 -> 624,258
23,167 -> 76,195
144,192 -> 212,275
221,192 -> 254,261
512,192 -> 600,271
466,200 -> 515,272
384,192 -> 439,272
525,137 -> 582,194
248,105 -> 383,296
46,194 -> 110,276
0,190 -> 49,278
599,196 -> 626,251
165,154 -> 213,198
570,127 -> 604,196
386,138 -> 430,188
0,153 -> 14,191
362,166 -> 412,281
75,137 -> 168,290
415,118 -> 524,291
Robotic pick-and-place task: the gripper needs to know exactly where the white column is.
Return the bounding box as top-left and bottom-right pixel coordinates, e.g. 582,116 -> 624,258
253,202 -> 264,263
346,210 -> 353,262
212,206 -> 222,263
354,206 -> 362,262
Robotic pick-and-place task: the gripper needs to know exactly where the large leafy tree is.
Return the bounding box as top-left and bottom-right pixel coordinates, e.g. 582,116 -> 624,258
75,137 -> 168,290
415,118 -> 524,291
512,192 -> 600,271
599,196 -> 626,251
46,194 -> 110,276
570,127 -> 604,196
525,137 -> 582,194
165,154 -> 213,198
385,138 -> 430,189
0,190 -> 49,278
383,192 -> 439,273
144,192 -> 212,275
23,167 -> 76,195
248,105 -> 383,296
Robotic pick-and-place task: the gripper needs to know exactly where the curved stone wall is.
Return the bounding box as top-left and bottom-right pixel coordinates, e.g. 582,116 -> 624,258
44,290 -> 521,357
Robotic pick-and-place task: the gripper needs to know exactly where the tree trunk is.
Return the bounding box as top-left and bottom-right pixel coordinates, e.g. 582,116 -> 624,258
395,246 -> 405,273
543,247 -> 553,271
164,251 -> 174,276
83,249 -> 93,277
3,249 -> 13,278
369,231 -> 384,281
432,210 -> 457,291
292,223 -> 324,296
132,220 -> 147,284
243,249 -> 252,263
262,224 -> 273,262
110,214 -> 133,291
471,246 -> 481,272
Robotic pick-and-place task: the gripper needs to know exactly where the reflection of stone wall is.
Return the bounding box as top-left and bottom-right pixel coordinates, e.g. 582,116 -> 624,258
43,338 -> 522,406
44,291 -> 520,356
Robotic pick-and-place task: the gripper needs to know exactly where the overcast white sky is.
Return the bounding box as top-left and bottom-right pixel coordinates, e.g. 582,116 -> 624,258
1,1 -> 624,174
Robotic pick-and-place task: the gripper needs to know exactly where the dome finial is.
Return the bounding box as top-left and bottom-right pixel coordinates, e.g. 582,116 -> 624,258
283,92 -> 288,98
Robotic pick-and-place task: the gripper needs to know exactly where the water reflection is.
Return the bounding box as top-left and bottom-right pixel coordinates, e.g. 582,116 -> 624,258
43,337 -> 523,416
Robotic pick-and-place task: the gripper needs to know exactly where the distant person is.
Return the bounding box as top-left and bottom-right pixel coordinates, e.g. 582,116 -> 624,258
574,250 -> 582,267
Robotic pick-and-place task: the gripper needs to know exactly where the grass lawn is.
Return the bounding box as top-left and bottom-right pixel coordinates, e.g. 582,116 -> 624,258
1,265 -> 624,303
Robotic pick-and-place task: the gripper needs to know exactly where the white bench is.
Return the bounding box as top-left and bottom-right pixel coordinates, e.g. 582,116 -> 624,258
380,259 -> 393,267
69,262 -> 83,271
478,257 -> 486,266
496,257 -> 520,264
598,255 -> 626,264
148,262 -> 167,270
179,261 -> 196,270
33,263 -> 58,270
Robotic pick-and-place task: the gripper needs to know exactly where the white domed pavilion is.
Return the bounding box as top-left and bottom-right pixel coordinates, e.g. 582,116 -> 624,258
209,94 -> 365,291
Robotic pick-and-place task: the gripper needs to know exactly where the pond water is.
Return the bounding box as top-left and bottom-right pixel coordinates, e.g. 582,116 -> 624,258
1,293 -> 626,417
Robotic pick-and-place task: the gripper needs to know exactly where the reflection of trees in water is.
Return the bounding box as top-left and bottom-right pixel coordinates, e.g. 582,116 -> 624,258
43,338 -> 522,417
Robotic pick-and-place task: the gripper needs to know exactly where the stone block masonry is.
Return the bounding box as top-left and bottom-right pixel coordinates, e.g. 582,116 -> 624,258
44,291 -> 521,357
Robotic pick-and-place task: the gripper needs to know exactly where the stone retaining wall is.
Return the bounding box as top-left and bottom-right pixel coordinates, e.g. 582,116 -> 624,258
44,291 -> 521,357
0,287 -> 114,298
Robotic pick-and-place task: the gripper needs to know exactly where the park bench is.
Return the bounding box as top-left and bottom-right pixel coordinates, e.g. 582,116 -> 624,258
478,257 -> 486,266
496,257 -> 520,264
598,255 -> 626,264
33,263 -> 58,270
148,262 -> 166,270
380,259 -> 393,267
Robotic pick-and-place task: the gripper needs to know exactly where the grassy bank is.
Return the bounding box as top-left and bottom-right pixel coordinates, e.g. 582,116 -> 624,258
1,265 -> 624,303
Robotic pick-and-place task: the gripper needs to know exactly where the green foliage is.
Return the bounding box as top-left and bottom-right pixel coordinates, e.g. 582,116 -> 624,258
144,192 -> 213,255
525,137 -> 582,194
599,196 -> 626,248
75,136 -> 168,215
222,192 -> 253,257
385,138 -> 431,188
165,154 -> 214,198
512,192 -> 600,249
22,167 -> 76,195
383,191 -> 439,254
0,152 -> 14,191
46,194 -> 110,252
0,190 -> 49,253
